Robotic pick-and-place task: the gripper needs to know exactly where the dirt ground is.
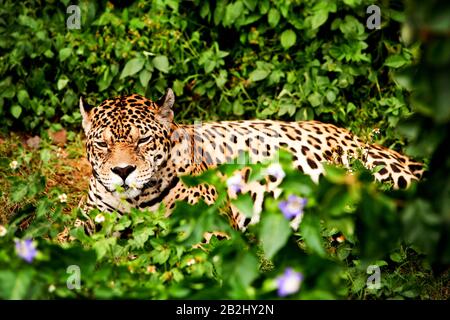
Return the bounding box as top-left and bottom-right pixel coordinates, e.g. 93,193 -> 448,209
0,132 -> 91,224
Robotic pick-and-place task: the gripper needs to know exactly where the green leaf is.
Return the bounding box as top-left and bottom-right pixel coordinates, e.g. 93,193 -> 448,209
311,11 -> 328,29
300,214 -> 326,256
59,48 -> 72,62
93,238 -> 117,260
259,212 -> 291,259
233,100 -> 244,115
152,55 -> 170,73
268,8 -> 280,27
343,0 -> 361,7
139,69 -> 152,88
151,245 -> 171,264
390,252 -> 403,263
10,105 -> 22,119
223,1 -> 244,26
215,69 -> 228,88
98,69 -> 113,92
326,90 -> 336,103
233,252 -> 259,287
129,17 -> 145,29
200,2 -> 210,18
0,270 -> 33,299
309,2 -> 336,29
384,54 -> 408,68
280,29 -> 297,49
40,148 -> 52,163
231,194 -> 253,218
278,103 -> 296,116
1,86 -> 15,99
131,225 -> 155,249
308,92 -> 322,107
11,183 -> 28,202
295,107 -> 315,121
173,79 -> 184,96
214,0 -> 227,25
57,77 -> 69,90
120,58 -> 145,79
249,69 -> 270,82
17,90 -> 29,106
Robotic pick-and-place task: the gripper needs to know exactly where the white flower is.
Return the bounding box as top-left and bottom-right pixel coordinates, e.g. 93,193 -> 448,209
48,284 -> 56,293
226,173 -> 243,194
9,160 -> 18,170
266,163 -> 286,181
186,258 -> 196,266
94,214 -> 105,224
0,225 -> 7,237
58,193 -> 67,203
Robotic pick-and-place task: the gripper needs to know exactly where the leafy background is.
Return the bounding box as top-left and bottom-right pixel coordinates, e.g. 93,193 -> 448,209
0,0 -> 448,299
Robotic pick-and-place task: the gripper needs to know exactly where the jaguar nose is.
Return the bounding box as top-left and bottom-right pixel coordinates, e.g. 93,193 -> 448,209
111,165 -> 136,181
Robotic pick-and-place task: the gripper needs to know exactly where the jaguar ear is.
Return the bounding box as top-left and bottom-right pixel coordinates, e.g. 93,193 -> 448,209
79,97 -> 93,133
156,88 -> 174,124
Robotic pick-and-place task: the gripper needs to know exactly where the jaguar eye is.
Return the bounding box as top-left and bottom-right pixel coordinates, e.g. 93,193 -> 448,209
96,141 -> 108,148
138,136 -> 151,144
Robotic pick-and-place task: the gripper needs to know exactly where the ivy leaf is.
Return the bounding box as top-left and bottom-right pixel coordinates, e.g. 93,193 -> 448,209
120,58 -> 145,79
280,29 -> 296,49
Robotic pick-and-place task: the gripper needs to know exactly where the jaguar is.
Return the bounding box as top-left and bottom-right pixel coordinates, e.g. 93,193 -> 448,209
79,89 -> 424,231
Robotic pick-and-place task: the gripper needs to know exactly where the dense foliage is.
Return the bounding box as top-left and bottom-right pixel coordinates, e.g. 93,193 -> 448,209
0,0 -> 448,299
1,0 -> 418,143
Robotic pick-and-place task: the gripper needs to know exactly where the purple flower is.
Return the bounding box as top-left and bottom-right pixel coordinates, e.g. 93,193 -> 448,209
226,173 -> 243,194
266,163 -> 286,181
277,268 -> 303,297
278,195 -> 307,219
15,239 -> 37,263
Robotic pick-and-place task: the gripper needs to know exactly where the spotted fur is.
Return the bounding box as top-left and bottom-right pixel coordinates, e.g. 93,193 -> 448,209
80,89 -> 424,230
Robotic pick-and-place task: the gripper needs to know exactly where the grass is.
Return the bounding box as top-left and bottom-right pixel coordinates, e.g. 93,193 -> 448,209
0,132 -> 89,224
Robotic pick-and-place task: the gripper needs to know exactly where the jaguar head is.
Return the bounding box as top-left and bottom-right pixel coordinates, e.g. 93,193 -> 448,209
80,89 -> 175,199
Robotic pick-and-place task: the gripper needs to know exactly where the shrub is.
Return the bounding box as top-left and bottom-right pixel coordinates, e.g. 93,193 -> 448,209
0,0 -> 448,300
1,0 -> 416,147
